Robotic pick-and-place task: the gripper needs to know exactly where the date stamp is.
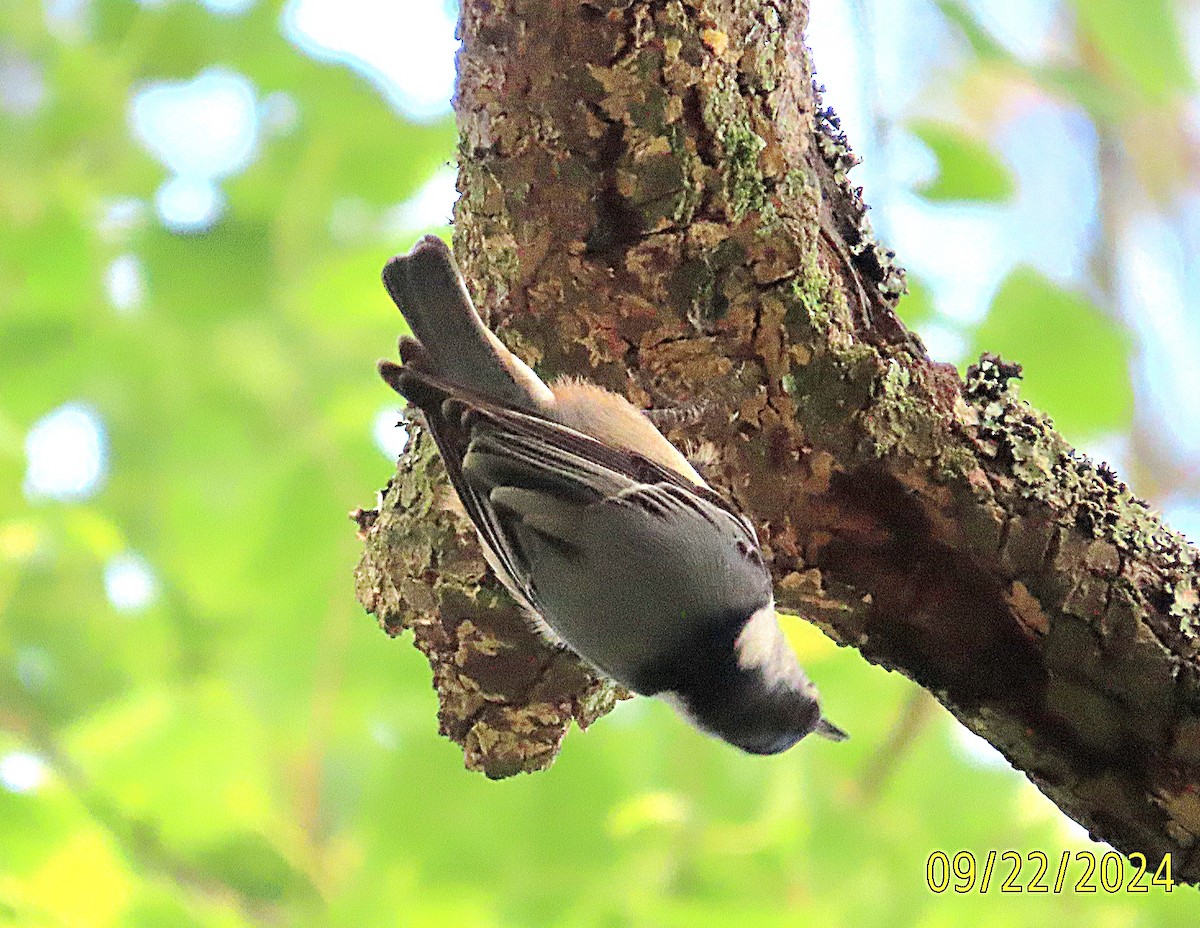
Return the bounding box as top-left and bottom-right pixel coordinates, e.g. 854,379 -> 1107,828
926,850 -> 1174,894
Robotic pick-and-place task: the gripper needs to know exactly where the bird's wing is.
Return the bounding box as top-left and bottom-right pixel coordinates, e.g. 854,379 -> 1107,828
379,363 -> 765,626
465,429 -> 774,688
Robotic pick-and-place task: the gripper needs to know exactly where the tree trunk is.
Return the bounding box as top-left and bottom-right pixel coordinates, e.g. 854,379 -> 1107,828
354,0 -> 1200,882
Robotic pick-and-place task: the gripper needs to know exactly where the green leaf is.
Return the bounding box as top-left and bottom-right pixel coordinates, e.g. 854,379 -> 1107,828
1068,0 -> 1194,102
969,268 -> 1133,440
0,775 -> 79,876
933,0 -> 1013,63
189,831 -> 318,906
895,275 -> 936,331
63,683 -> 281,847
910,121 -> 1015,203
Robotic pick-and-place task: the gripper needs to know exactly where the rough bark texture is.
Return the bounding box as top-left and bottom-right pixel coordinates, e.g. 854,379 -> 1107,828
354,0 -> 1200,881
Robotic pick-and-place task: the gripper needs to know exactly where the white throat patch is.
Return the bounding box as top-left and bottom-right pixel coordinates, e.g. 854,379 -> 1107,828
734,603 -> 815,695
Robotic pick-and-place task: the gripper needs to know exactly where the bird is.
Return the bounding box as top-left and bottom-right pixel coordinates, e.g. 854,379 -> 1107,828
377,235 -> 847,754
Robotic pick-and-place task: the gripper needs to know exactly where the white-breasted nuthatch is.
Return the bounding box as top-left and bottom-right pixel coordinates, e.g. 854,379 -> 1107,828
378,235 -> 847,754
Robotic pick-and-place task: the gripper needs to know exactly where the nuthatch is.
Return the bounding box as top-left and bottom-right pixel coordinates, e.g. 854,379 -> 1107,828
378,235 -> 846,754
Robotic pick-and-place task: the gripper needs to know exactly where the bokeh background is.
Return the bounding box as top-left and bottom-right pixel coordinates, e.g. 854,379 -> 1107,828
3,0 -> 1199,924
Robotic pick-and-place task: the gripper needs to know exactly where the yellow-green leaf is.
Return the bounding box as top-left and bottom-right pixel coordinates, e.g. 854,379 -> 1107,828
910,121 -> 1016,203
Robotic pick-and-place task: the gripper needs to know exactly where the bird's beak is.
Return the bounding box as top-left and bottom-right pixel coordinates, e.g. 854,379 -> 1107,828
815,716 -> 849,742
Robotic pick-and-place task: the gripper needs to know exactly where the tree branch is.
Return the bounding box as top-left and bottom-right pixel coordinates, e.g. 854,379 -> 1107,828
355,0 -> 1200,880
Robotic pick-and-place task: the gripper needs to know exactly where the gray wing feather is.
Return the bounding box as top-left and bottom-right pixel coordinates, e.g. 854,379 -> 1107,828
488,487 -> 585,548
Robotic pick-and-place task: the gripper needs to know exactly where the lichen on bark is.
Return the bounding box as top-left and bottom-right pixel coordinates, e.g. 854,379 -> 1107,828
355,0 -> 1200,880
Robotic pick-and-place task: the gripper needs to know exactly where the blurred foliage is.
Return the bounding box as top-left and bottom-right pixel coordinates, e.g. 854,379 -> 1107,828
969,268 -> 1133,438
908,120 -> 1015,203
1,1 -> 1196,927
1068,0 -> 1194,102
901,1 -> 1171,451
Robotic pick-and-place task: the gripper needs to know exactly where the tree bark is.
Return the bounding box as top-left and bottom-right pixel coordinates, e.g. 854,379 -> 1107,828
354,0 -> 1200,881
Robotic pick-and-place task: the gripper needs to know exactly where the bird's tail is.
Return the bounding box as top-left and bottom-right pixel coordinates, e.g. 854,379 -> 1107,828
380,236 -> 548,412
